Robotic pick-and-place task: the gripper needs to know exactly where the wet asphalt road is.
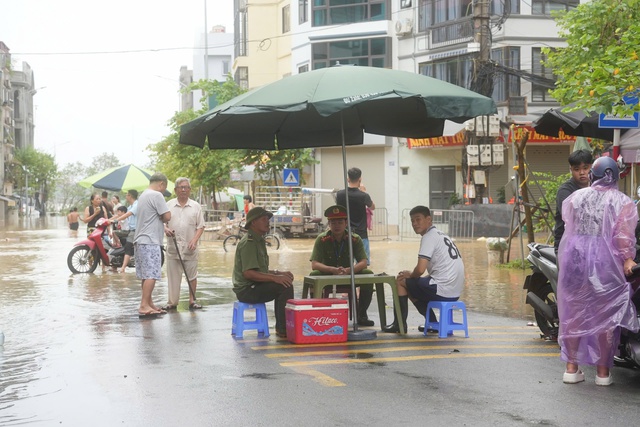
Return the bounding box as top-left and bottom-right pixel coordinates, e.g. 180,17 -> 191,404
1,217 -> 640,426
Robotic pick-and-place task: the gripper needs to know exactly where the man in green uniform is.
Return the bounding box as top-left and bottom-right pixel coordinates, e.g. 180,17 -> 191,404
310,205 -> 375,326
233,207 -> 294,337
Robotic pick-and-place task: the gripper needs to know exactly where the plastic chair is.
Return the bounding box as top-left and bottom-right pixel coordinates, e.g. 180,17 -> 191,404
425,301 -> 469,338
232,301 -> 270,338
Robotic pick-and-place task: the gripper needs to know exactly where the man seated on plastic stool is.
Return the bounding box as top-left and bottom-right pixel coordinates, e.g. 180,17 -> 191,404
232,207 -> 294,338
383,205 -> 465,333
309,204 -> 375,327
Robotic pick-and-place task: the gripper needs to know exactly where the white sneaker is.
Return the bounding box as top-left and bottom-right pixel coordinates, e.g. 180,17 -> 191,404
563,370 -> 585,384
595,374 -> 613,386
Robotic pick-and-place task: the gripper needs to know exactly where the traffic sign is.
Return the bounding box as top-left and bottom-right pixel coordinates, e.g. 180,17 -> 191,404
283,168 -> 299,186
599,94 -> 640,129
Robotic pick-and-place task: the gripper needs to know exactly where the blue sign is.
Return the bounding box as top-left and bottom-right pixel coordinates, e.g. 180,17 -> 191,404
599,94 -> 640,129
283,168 -> 299,186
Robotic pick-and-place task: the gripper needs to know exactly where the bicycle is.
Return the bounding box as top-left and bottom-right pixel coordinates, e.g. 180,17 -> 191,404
223,227 -> 281,252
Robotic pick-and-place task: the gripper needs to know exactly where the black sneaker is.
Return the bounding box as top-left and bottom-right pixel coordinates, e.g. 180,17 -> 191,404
418,325 -> 438,333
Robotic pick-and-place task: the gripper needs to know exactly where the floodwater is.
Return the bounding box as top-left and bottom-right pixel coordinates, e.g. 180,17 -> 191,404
0,216 -> 532,423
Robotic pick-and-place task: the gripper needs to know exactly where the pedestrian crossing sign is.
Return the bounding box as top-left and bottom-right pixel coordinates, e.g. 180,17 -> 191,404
283,168 -> 299,186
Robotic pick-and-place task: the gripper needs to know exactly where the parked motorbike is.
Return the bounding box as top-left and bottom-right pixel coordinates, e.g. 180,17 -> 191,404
522,242 -> 559,340
67,218 -> 164,274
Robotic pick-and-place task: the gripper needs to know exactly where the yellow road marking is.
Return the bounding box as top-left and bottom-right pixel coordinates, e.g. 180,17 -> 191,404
289,366 -> 346,387
265,344 -> 558,358
251,336 -> 553,350
280,352 -> 560,367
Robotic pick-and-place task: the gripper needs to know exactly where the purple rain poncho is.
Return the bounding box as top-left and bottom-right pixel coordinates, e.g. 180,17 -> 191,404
557,177 -> 640,367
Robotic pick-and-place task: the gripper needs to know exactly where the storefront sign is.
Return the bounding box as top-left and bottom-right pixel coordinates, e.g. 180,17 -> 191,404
508,125 -> 577,144
408,130 -> 466,149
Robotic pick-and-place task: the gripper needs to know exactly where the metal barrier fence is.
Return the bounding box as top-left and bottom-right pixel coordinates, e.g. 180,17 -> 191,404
400,208 -> 474,241
368,207 -> 390,240
202,209 -> 243,241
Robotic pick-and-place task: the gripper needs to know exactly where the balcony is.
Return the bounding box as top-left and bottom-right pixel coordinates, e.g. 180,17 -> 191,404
430,18 -> 474,49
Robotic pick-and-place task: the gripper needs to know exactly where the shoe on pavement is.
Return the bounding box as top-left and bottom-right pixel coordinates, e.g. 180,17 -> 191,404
418,325 -> 439,333
595,374 -> 613,386
562,370 -> 585,384
357,317 -> 375,327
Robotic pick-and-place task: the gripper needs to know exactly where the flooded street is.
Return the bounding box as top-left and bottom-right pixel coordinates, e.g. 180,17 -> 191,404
0,216 -> 532,424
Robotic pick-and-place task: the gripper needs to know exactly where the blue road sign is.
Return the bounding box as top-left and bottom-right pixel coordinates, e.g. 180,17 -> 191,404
283,168 -> 300,186
599,94 -> 640,128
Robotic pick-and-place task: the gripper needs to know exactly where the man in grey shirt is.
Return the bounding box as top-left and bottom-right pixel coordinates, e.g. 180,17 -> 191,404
134,173 -> 171,318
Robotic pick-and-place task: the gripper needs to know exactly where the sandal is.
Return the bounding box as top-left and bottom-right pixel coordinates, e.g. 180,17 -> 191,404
161,304 -> 178,311
189,302 -> 203,310
562,370 -> 585,384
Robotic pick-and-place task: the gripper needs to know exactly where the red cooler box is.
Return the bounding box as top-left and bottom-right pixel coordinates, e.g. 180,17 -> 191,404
285,298 -> 349,344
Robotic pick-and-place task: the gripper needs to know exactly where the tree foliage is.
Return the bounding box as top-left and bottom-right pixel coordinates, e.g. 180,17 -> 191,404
148,74 -> 317,201
13,147 -> 57,213
544,0 -> 640,115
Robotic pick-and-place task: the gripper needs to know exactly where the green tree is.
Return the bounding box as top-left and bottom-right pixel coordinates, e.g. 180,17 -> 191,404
13,147 -> 57,215
86,153 -> 122,176
55,162 -> 91,213
544,0 -> 640,116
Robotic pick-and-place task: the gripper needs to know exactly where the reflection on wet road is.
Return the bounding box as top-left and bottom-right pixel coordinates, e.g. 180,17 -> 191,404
0,217 -> 532,423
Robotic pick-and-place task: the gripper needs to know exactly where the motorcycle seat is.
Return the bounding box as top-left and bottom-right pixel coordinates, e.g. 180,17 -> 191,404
539,247 -> 557,264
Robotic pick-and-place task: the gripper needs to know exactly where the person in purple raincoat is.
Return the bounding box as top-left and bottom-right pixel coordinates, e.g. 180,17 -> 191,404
558,156 -> 640,386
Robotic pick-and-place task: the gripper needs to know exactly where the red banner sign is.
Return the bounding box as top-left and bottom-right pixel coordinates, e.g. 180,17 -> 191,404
509,125 -> 577,144
408,130 -> 466,149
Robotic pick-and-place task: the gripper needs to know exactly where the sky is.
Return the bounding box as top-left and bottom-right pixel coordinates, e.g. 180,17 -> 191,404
1,0 -> 234,169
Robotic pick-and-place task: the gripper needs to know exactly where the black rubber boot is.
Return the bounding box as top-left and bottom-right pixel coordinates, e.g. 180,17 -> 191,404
357,287 -> 374,326
382,295 -> 408,333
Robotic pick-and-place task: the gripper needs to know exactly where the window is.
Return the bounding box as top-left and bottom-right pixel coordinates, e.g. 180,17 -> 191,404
491,47 -> 520,102
299,0 -> 308,24
491,0 -> 519,15
532,47 -> 555,102
235,66 -> 249,90
222,61 -> 230,75
418,54 -> 474,89
532,0 -> 578,15
312,0 -> 388,27
298,64 -> 310,73
312,37 -> 390,69
235,5 -> 248,57
282,5 -> 291,33
418,0 -> 472,31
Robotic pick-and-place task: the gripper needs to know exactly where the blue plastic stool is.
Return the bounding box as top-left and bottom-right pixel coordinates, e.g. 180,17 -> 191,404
232,301 -> 270,338
425,301 -> 469,338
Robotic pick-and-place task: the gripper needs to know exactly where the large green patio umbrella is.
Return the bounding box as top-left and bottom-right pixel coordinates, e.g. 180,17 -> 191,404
180,65 -> 497,339
180,65 -> 496,149
79,164 -> 175,195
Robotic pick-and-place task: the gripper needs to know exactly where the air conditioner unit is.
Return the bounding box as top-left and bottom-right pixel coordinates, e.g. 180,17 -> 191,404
395,18 -> 413,36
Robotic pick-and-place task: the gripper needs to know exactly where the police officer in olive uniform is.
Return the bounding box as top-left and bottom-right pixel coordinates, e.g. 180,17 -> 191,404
232,207 -> 294,337
309,205 -> 375,326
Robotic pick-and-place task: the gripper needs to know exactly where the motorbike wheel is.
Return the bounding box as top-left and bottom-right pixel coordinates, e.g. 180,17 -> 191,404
265,233 -> 281,250
223,235 -> 240,253
67,246 -> 99,274
533,283 -> 557,339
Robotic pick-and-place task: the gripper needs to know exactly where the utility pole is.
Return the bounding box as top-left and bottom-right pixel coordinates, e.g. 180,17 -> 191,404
204,0 -> 209,81
472,0 -> 492,97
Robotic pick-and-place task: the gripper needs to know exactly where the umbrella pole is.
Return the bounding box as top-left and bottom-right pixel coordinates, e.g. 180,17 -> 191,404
340,114 -> 377,341
172,235 -> 197,303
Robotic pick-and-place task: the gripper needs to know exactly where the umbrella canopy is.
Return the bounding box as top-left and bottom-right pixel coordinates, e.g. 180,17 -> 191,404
531,104 -> 622,141
180,65 -> 497,149
79,164 -> 175,194
179,65 -> 497,339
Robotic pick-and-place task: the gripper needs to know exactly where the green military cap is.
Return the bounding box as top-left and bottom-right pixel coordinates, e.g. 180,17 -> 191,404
245,207 -> 273,226
324,205 -> 347,220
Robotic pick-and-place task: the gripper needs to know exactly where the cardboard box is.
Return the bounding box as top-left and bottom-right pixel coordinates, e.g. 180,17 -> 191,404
285,298 -> 349,344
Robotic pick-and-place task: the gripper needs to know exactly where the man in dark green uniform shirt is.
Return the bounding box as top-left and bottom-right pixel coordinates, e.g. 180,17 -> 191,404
309,205 -> 375,326
233,207 -> 294,337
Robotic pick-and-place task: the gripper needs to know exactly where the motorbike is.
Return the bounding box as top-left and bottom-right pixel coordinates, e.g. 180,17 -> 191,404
614,264 -> 640,369
522,242 -> 559,340
67,218 -> 164,274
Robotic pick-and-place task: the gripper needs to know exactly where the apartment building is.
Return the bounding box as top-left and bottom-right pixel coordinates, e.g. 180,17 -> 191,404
231,1 -> 582,231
